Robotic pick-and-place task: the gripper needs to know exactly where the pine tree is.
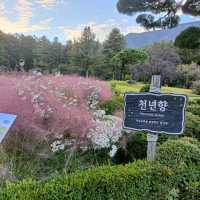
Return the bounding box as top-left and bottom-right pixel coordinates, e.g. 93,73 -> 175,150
103,28 -> 125,79
0,43 -> 9,71
67,27 -> 100,77
117,0 -> 200,30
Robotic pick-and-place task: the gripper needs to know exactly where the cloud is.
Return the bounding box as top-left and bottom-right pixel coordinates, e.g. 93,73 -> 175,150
0,0 -> 51,34
0,2 -> 6,15
36,0 -> 64,8
61,19 -> 147,42
125,25 -> 147,34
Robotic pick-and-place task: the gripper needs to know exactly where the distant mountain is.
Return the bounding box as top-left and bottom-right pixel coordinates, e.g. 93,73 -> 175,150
126,21 -> 200,49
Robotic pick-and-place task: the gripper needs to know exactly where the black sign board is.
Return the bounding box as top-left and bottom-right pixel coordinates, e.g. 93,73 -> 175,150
123,93 -> 187,135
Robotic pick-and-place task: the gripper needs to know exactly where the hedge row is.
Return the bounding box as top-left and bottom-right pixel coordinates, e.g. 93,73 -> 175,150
0,162 -> 186,200
0,138 -> 200,200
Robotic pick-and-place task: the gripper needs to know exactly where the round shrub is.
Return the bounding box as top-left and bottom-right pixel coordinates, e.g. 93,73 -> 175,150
100,96 -> 123,114
187,99 -> 200,117
140,84 -> 150,92
185,112 -> 200,140
180,137 -> 200,148
192,80 -> 200,95
156,137 -> 200,167
113,132 -> 147,164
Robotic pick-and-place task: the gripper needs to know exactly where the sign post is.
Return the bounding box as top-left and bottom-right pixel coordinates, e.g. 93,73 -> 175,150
147,75 -> 161,161
123,75 -> 187,161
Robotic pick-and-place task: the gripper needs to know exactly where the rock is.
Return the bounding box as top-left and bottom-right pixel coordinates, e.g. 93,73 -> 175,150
0,164 -> 15,182
127,80 -> 136,84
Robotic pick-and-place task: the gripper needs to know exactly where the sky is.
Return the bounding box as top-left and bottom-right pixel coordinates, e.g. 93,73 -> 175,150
0,0 -> 200,43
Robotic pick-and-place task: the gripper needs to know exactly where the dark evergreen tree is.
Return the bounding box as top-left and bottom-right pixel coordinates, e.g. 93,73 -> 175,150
112,49 -> 148,80
0,43 -> 8,66
18,34 -> 37,71
175,27 -> 200,49
175,27 -> 200,64
67,27 -> 100,77
33,36 -> 52,71
117,0 -> 199,30
103,28 -> 125,79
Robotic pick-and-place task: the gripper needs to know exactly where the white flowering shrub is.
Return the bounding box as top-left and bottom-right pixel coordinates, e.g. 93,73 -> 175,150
88,110 -> 123,149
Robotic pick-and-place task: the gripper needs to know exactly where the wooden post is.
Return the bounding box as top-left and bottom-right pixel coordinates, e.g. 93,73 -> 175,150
147,75 -> 161,161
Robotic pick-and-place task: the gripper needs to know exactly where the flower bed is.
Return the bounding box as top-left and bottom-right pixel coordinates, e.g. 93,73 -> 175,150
0,74 -> 112,140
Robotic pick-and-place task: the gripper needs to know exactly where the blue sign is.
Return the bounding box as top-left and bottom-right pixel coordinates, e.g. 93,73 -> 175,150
0,113 -> 17,143
123,93 -> 187,135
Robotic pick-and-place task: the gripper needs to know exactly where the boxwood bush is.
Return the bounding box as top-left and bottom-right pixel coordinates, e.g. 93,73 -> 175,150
112,132 -> 147,164
187,99 -> 200,117
140,84 -> 150,92
100,96 -> 123,114
0,161 -> 192,200
185,112 -> 200,140
157,137 -> 200,167
156,137 -> 200,200
1,138 -> 200,200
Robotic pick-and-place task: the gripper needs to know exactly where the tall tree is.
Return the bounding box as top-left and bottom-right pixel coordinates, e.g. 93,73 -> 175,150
33,36 -> 52,71
79,27 -> 100,77
132,43 -> 182,85
67,27 -> 100,77
175,27 -> 200,49
0,43 -> 8,67
103,28 -> 125,79
175,27 -> 200,64
117,0 -> 200,30
49,37 -> 66,72
112,49 -> 148,80
4,34 -> 21,69
18,34 -> 36,71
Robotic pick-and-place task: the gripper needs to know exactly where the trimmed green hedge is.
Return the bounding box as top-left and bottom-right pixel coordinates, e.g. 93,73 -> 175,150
1,138 -> 200,200
187,99 -> 200,117
156,137 -> 200,200
157,137 -> 200,167
185,112 -> 200,140
0,162 -> 183,200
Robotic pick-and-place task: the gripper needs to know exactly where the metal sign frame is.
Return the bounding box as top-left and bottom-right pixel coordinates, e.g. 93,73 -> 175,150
123,92 -> 187,135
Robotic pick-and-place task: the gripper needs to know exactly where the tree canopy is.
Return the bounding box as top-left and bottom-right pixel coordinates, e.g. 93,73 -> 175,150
112,49 -> 148,80
175,27 -> 200,49
67,26 -> 101,77
117,0 -> 200,29
102,28 -> 125,79
175,27 -> 200,65
132,43 -> 182,85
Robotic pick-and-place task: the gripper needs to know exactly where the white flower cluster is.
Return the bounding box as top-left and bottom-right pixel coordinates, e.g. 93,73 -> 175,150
50,138 -> 76,153
88,110 -> 123,149
51,140 -> 65,153
109,145 -> 118,157
87,87 -> 100,110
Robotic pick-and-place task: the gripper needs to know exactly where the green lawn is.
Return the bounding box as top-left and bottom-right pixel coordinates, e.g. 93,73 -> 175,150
109,81 -> 200,100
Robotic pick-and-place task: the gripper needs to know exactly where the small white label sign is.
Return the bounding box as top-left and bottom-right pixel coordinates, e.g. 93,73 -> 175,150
0,113 -> 17,143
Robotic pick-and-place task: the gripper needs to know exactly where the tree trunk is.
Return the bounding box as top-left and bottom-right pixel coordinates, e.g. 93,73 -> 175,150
86,68 -> 89,78
120,62 -> 125,81
120,66 -> 123,80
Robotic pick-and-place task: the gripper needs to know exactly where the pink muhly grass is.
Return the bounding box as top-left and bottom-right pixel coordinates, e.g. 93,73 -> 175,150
0,74 -> 112,141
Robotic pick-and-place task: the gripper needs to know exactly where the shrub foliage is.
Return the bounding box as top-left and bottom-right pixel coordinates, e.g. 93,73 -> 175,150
0,138 -> 200,200
0,74 -> 112,139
